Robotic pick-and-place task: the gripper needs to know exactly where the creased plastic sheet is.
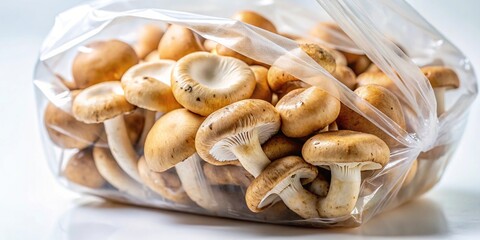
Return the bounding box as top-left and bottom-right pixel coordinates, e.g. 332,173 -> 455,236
34,0 -> 477,227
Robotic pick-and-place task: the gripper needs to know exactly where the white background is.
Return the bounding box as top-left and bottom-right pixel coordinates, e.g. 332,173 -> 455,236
0,0 -> 479,239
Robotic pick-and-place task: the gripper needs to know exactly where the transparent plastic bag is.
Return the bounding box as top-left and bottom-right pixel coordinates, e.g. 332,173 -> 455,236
34,0 -> 477,227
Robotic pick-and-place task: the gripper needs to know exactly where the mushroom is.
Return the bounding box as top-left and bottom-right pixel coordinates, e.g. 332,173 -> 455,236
157,24 -> 204,61
203,164 -> 253,188
144,50 -> 160,62
72,81 -> 141,182
214,10 -> 277,66
144,109 -> 221,211
95,109 -> 145,148
267,43 -> 336,92
134,24 -> 164,59
332,65 -> 356,90
420,66 -> 460,116
137,157 -> 192,204
275,86 -> 340,138
356,72 -> 399,96
44,91 -> 102,149
275,80 -> 310,101
196,99 -> 281,177
232,10 -> 277,33
350,55 -> 371,75
249,65 -> 272,102
307,172 -> 330,198
261,134 -> 303,160
93,146 -> 144,196
336,85 -> 406,148
203,39 -> 218,52
121,60 -> 181,149
64,148 -> 106,189
72,40 -> 138,89
171,52 -> 256,116
302,130 -> 390,218
402,159 -> 418,187
245,156 -> 319,219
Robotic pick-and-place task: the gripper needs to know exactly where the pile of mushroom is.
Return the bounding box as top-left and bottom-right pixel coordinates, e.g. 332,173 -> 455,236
44,10 -> 460,220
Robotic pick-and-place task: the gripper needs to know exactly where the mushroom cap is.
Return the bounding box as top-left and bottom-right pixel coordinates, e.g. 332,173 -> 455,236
144,50 -> 160,62
402,159 -> 418,187
336,85 -> 406,147
276,86 -> 340,138
203,163 -> 253,187
144,109 -> 204,172
196,99 -> 281,165
134,24 -> 164,59
350,55 -> 371,75
215,44 -> 258,66
232,10 -> 277,33
421,66 -> 460,88
262,134 -> 303,160
332,65 -> 356,90
249,65 -> 272,102
72,40 -> 139,89
203,39 -> 218,52
356,72 -> 398,94
64,148 -> 106,188
275,80 -> 310,100
121,60 -> 181,112
72,81 -> 135,124
267,43 -> 336,92
245,156 -> 317,212
157,25 -> 204,61
171,52 -> 256,116
302,130 -> 390,170
44,92 -> 102,149
138,156 -> 191,204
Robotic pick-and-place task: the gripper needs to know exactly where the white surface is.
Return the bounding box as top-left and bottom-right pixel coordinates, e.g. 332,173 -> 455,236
0,0 -> 479,239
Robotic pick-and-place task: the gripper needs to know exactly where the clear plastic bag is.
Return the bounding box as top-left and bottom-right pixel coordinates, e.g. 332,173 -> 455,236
34,0 -> 477,227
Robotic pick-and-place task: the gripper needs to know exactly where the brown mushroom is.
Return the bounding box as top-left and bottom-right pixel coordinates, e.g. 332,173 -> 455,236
72,40 -> 138,89
64,148 -> 106,189
134,24 -> 164,59
157,25 -> 204,61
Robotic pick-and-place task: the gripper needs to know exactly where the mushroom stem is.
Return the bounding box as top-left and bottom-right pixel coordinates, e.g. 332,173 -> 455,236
230,129 -> 271,177
136,109 -> 156,152
276,177 -> 319,219
93,147 -> 144,197
318,163 -> 361,218
433,87 -> 445,116
175,153 -> 222,212
104,115 -> 141,182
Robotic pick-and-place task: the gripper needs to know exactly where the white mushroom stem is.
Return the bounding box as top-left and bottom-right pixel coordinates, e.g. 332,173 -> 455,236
136,109 -> 156,152
93,148 -> 144,197
229,129 -> 271,177
433,87 -> 445,116
175,153 -> 222,212
104,115 -> 141,182
260,174 -> 319,219
317,163 -> 362,218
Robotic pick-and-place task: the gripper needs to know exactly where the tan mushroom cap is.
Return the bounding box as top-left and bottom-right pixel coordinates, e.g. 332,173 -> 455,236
158,25 -> 204,61
121,60 -> 181,112
144,50 -> 160,62
276,87 -> 341,138
356,72 -> 398,94
195,99 -> 280,166
402,159 -> 418,187
262,134 -> 303,160
421,66 -> 460,88
96,109 -> 145,147
72,40 -> 138,89
275,80 -> 310,100
44,92 -> 102,149
267,43 -> 336,92
171,52 -> 256,116
134,24 -> 164,59
64,148 -> 106,188
215,44 -> 259,66
203,39 -> 217,52
203,164 -> 253,188
336,85 -> 406,147
302,130 -> 390,169
232,10 -> 277,33
249,65 -> 272,102
350,55 -> 371,75
138,157 -> 191,204
246,156 -> 317,212
72,81 -> 135,124
332,65 -> 356,90
144,109 -> 204,172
